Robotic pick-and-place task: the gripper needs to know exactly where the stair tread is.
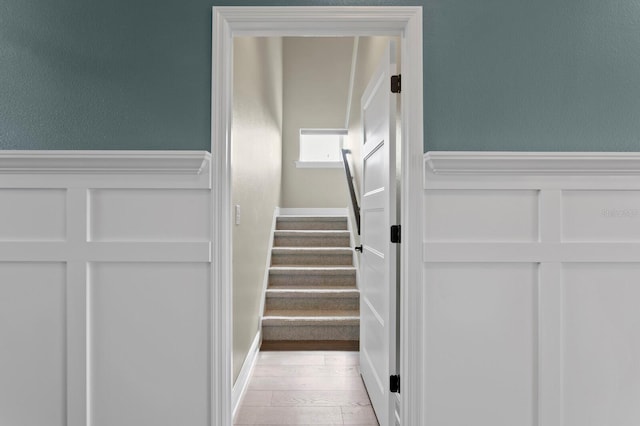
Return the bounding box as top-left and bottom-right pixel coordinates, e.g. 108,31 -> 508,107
276,216 -> 348,231
268,286 -> 357,290
264,309 -> 360,321
273,246 -> 353,250
273,230 -> 351,248
260,340 -> 359,351
266,289 -> 359,297
268,266 -> 356,288
274,230 -> 350,234
277,216 -> 348,220
263,316 -> 360,325
272,247 -> 353,253
270,266 -> 356,271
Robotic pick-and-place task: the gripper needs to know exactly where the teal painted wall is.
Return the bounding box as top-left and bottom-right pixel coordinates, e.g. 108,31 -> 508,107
0,0 -> 211,150
1,0 -> 639,151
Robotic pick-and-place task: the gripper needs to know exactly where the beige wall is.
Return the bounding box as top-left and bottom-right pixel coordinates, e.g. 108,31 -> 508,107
281,37 -> 352,208
232,37 -> 283,383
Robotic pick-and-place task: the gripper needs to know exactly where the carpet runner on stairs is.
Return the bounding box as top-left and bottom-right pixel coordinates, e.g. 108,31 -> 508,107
261,215 -> 359,351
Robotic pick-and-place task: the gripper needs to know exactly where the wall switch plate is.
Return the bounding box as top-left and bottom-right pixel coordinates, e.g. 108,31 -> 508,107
235,204 -> 241,225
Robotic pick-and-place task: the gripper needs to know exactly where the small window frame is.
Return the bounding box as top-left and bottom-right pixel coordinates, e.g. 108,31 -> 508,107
295,128 -> 348,169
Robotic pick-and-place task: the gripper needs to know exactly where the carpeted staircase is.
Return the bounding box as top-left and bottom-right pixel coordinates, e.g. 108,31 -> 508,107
261,215 -> 360,351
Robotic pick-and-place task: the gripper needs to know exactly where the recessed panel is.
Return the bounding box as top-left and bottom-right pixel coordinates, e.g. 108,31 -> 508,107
425,190 -> 539,242
361,207 -> 387,330
363,142 -> 386,195
0,189 -> 66,241
89,262 -> 209,426
363,74 -> 388,145
563,264 -> 640,426
363,207 -> 386,256
0,262 -> 66,426
361,299 -> 386,392
89,189 -> 210,242
361,250 -> 386,323
563,190 -> 640,241
424,262 -> 538,426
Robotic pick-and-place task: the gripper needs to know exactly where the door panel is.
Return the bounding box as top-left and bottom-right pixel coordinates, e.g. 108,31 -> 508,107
359,40 -> 398,426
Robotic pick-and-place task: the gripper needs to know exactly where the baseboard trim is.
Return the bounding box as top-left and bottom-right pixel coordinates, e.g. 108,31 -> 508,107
232,330 -> 261,421
278,207 -> 348,216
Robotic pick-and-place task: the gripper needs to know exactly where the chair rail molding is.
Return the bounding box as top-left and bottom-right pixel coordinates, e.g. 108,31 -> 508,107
0,150 -> 210,174
425,151 -> 640,176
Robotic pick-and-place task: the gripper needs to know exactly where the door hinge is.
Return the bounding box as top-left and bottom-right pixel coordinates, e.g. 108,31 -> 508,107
391,74 -> 401,93
390,375 -> 400,393
390,225 -> 401,244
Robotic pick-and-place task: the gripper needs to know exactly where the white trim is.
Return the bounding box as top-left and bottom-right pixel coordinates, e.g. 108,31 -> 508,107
294,161 -> 343,169
0,151 -> 210,174
212,7 -> 424,426
212,6 -> 418,36
211,7 -> 233,426
278,207 -> 349,216
232,330 -> 262,422
423,242 -> 640,263
398,10 -> 425,426
0,242 -> 210,262
345,36 -> 360,129
425,151 -> 640,176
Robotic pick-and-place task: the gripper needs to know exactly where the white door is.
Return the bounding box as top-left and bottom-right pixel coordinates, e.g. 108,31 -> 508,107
359,40 -> 398,426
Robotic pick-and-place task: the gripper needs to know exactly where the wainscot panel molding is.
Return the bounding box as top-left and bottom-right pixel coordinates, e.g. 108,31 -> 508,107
0,151 -> 212,426
422,151 -> 640,426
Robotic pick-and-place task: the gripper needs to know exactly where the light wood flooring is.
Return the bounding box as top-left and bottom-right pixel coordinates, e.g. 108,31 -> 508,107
234,351 -> 379,425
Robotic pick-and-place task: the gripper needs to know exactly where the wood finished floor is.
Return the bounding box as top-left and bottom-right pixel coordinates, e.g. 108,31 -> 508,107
234,351 -> 379,425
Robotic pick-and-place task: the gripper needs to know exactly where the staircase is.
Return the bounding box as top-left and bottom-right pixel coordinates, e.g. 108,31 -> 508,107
261,215 -> 360,351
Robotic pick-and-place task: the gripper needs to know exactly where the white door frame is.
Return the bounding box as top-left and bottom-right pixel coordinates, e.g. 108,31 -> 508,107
210,6 -> 424,426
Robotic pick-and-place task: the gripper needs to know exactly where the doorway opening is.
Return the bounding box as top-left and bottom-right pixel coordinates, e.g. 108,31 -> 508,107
230,34 -> 399,425
211,7 -> 424,426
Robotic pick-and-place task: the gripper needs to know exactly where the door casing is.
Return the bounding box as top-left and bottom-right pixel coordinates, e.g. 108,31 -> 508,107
211,6 -> 424,425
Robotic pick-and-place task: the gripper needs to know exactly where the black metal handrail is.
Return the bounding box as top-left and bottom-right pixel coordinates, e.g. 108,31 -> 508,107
341,148 -> 360,235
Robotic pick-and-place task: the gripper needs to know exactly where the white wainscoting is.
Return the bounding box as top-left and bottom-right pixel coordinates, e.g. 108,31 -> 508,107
0,151 -> 211,426
423,152 -> 640,426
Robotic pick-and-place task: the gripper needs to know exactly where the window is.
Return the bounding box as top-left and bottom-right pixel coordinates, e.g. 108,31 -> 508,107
296,128 -> 348,168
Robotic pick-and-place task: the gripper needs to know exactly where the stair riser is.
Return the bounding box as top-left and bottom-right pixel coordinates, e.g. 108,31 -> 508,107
269,273 -> 356,288
271,253 -> 353,266
276,220 -> 348,231
274,235 -> 350,248
262,325 -> 359,341
265,297 -> 359,312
